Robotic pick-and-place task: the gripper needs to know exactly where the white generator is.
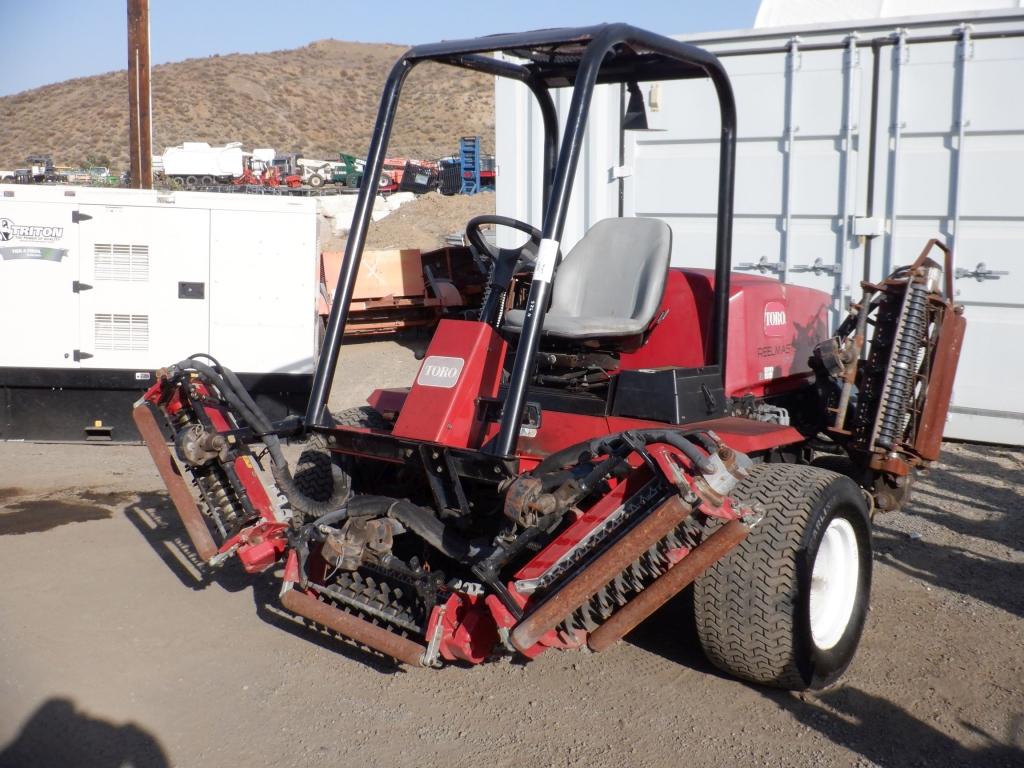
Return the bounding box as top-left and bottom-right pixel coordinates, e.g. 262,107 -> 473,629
0,184 -> 317,441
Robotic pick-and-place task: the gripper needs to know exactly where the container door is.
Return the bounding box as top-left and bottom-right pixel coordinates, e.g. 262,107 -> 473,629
0,198 -> 81,368
623,39 -> 868,328
867,33 -> 1024,444
76,203 -> 210,371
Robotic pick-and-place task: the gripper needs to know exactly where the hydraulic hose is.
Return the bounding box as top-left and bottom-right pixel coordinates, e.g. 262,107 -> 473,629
312,495 -> 493,563
532,428 -> 714,477
311,495 -> 398,528
387,498 -> 494,562
172,357 -> 349,518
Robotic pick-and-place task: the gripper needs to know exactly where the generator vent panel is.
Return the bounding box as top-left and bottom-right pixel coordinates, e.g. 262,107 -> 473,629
94,313 -> 149,351
94,243 -> 150,282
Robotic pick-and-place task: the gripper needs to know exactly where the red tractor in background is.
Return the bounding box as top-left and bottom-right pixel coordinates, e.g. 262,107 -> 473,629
134,25 -> 965,690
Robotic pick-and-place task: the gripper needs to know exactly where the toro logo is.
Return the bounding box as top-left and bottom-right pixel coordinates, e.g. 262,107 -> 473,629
763,301 -> 788,337
417,355 -> 465,389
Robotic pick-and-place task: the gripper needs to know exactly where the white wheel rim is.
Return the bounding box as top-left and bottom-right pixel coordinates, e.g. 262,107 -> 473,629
809,517 -> 860,651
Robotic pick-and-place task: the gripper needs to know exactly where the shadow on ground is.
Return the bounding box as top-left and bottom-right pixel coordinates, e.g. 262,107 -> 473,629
624,588 -> 729,678
875,444 -> 1024,618
0,698 -> 169,768
763,685 -> 1024,768
122,491 -> 403,675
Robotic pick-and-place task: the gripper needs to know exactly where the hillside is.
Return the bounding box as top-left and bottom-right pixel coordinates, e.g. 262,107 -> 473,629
0,40 -> 495,171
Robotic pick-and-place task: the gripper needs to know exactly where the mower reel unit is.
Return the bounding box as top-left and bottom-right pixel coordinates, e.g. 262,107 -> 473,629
135,25 -> 965,690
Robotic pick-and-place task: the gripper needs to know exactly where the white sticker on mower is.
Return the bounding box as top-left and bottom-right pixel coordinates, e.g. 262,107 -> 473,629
533,238 -> 560,283
417,356 -> 465,388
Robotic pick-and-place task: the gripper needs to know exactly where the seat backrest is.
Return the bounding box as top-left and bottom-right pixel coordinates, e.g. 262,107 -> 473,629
550,217 -> 672,324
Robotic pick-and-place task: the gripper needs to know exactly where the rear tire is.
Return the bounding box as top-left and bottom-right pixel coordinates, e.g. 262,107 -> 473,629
292,407 -> 388,502
293,435 -> 338,503
308,173 -> 324,188
694,463 -> 872,690
333,405 -> 388,430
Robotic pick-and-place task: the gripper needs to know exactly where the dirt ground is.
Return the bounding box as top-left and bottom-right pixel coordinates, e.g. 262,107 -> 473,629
320,191 -> 497,254
0,341 -> 1022,768
364,191 -> 496,252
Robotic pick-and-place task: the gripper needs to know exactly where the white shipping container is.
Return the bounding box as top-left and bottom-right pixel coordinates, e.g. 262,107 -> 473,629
0,184 -> 317,440
496,9 -> 1024,445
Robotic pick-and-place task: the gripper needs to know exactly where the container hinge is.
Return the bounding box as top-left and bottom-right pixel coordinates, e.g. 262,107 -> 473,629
955,262 -> 1008,282
72,281 -> 93,293
735,255 -> 784,275
790,258 -> 842,276
72,210 -> 93,223
73,350 -> 94,361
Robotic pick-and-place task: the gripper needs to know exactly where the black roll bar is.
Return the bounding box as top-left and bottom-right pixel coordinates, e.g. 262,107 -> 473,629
305,55 -> 558,427
437,53 -> 560,203
305,24 -> 737,460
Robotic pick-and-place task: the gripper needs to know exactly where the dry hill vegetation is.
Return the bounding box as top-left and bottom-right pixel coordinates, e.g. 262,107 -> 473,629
0,40 -> 494,170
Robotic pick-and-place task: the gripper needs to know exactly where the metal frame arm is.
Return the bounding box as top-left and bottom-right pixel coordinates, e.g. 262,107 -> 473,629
305,57 -> 415,427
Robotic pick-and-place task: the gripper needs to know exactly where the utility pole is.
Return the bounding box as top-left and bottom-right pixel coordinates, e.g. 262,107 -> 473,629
127,0 -> 153,189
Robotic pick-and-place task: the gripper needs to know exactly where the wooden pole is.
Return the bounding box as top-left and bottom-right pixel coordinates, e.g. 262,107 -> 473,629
127,0 -> 153,189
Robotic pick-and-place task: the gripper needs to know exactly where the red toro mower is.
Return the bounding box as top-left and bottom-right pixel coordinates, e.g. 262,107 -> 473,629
134,25 -> 965,689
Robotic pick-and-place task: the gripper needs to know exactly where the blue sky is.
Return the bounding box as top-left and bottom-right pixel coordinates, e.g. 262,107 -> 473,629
0,0 -> 760,96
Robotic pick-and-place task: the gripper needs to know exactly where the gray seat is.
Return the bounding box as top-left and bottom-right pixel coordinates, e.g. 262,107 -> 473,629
504,217 -> 671,341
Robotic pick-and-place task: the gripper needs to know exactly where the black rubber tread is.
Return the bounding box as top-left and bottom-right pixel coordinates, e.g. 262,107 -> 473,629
293,407 -> 387,501
811,455 -> 880,511
293,442 -> 336,503
694,463 -> 870,690
333,406 -> 388,430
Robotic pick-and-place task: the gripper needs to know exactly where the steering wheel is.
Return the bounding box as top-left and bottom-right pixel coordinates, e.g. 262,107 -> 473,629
465,215 -> 542,265
466,215 -> 544,326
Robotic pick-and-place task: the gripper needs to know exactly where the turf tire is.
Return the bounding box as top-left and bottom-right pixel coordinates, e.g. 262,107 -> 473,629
694,463 -> 872,690
292,407 -> 388,501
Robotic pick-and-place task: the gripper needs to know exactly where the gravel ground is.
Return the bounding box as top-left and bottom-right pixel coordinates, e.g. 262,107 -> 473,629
0,342 -> 1021,767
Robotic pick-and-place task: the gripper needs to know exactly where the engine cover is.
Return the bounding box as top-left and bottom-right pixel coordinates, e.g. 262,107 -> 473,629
618,269 -> 830,397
